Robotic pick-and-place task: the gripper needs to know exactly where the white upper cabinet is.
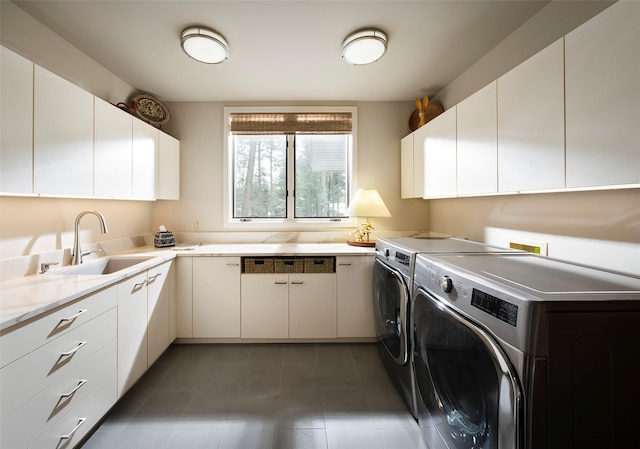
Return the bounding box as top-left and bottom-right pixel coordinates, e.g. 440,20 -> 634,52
565,2 -> 640,188
94,97 -> 133,198
401,130 -> 425,199
457,81 -> 498,195
1,47 -> 33,194
423,107 -> 457,198
132,120 -> 158,200
497,39 -> 565,193
33,65 -> 94,196
400,133 -> 415,199
158,131 -> 180,200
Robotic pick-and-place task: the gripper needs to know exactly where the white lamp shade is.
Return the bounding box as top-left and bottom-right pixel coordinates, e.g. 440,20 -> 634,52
346,189 -> 391,217
181,26 -> 229,64
342,29 -> 387,65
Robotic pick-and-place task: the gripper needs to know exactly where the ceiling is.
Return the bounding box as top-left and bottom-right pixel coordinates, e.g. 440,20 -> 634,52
13,0 -> 552,103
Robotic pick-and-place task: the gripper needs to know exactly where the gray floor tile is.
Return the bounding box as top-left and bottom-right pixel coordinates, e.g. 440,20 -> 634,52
274,429 -> 328,449
80,343 -> 425,449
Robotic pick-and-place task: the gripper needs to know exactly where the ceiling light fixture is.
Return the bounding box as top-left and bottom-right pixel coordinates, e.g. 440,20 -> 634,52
341,29 -> 387,65
181,26 -> 229,64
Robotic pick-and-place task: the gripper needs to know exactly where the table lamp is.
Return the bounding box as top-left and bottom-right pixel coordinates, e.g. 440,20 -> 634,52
346,189 -> 391,247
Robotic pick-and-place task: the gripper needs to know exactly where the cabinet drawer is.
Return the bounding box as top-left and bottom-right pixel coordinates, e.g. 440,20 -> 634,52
29,371 -> 117,449
1,339 -> 116,449
1,286 -> 116,368
0,307 -> 116,419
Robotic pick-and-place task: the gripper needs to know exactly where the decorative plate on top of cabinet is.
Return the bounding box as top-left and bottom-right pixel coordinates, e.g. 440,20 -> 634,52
130,93 -> 170,126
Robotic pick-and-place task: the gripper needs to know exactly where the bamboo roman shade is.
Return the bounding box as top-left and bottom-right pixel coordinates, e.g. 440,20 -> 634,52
229,112 -> 352,134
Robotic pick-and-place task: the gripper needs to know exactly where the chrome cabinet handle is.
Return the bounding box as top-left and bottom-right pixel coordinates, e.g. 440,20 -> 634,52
226,263 -> 240,266
132,280 -> 147,291
60,379 -> 87,398
274,281 -> 288,285
290,281 -> 304,285
338,263 -> 352,266
60,341 -> 88,358
59,309 -> 87,323
147,273 -> 162,284
60,418 -> 87,440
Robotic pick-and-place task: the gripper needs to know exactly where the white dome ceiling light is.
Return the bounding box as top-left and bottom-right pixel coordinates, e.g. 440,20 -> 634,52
181,26 -> 229,64
341,29 -> 388,65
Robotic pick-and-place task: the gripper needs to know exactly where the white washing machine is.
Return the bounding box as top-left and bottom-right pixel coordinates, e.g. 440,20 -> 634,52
411,252 -> 640,449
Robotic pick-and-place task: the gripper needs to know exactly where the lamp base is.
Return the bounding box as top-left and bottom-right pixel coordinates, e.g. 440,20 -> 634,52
347,239 -> 376,247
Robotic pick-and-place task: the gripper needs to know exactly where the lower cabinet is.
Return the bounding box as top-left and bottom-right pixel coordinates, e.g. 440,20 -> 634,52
289,273 -> 337,339
117,260 -> 173,397
336,255 -> 375,338
176,254 -> 374,341
193,257 -> 241,338
0,287 -> 117,449
241,273 -> 337,339
241,274 -> 290,339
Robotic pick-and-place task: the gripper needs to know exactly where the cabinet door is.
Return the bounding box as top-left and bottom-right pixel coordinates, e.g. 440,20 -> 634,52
175,256 -> 193,338
117,272 -> 148,396
565,2 -> 640,188
336,256 -> 375,338
400,134 -> 415,199
193,257 -> 241,338
147,262 -> 173,366
158,132 -> 180,200
423,107 -> 457,198
132,120 -> 158,200
412,124 -> 427,198
457,81 -> 498,195
289,274 -> 337,339
498,39 -> 565,192
1,47 -> 33,194
94,98 -> 133,198
33,65 -> 94,196
241,274 -> 289,339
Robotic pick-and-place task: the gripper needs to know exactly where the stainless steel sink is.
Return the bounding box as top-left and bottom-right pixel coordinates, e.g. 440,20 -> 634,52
52,256 -> 155,275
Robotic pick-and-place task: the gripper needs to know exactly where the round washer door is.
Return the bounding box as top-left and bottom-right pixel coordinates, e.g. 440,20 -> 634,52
413,288 -> 521,449
373,257 -> 410,364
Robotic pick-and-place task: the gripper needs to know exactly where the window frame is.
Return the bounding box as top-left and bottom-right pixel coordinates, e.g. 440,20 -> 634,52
223,106 -> 358,230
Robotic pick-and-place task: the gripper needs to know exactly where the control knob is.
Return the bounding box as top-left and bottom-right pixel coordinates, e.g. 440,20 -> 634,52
439,275 -> 453,293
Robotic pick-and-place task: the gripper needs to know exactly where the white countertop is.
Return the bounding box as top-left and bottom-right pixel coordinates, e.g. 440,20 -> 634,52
0,243 -> 374,332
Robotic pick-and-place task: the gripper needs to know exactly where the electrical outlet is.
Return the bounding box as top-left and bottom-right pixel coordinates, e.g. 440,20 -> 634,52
194,220 -> 200,231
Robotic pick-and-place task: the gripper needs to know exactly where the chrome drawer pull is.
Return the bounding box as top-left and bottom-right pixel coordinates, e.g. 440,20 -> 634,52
60,418 -> 87,440
338,263 -> 352,266
60,341 -> 88,358
60,379 -> 88,398
60,309 -> 87,323
274,281 -> 288,285
290,281 -> 304,285
132,280 -> 147,290
148,273 -> 162,282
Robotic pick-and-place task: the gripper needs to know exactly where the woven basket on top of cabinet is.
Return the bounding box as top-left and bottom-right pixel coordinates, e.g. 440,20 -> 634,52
303,257 -> 335,273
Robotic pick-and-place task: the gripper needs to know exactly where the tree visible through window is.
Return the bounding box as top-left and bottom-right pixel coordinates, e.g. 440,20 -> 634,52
228,109 -> 354,224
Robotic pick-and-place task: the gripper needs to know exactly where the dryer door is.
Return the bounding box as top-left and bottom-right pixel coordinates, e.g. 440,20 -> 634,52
413,288 -> 522,449
373,257 -> 410,364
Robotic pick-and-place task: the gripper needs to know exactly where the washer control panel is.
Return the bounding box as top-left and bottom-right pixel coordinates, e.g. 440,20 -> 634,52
471,289 -> 519,327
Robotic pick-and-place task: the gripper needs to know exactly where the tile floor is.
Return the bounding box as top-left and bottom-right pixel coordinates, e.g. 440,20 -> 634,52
80,343 -> 428,449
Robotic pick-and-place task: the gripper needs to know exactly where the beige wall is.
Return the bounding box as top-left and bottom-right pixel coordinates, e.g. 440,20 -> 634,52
0,197 -> 153,260
152,101 -> 430,234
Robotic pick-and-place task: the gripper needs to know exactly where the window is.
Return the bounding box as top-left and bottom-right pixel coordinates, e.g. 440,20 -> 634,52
224,107 -> 357,229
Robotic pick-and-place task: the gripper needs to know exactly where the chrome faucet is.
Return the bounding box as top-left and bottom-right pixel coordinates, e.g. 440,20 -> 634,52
71,210 -> 109,265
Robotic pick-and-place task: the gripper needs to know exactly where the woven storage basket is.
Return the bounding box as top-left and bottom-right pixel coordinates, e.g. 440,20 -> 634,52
243,257 -> 275,273
304,257 -> 335,273
275,257 -> 304,273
